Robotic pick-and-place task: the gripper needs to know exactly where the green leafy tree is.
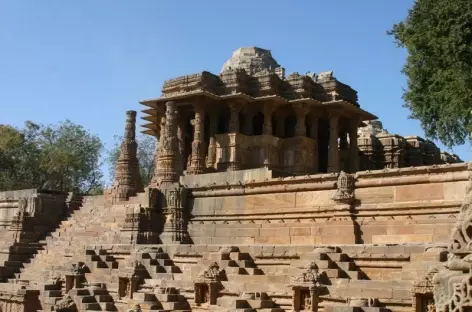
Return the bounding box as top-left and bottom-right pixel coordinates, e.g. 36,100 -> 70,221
388,0 -> 472,147
107,134 -> 157,187
0,120 -> 104,193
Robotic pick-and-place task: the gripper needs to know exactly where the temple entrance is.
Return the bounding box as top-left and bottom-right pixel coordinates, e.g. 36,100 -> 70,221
300,289 -> 311,311
118,277 -> 130,298
195,283 -> 210,305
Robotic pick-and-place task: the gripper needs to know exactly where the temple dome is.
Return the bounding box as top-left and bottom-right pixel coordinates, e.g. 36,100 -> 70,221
221,47 -> 281,75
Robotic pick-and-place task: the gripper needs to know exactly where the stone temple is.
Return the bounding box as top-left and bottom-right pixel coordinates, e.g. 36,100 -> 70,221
0,47 -> 470,312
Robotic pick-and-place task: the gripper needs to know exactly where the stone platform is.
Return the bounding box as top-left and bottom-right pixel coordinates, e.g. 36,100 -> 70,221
0,163 -> 468,312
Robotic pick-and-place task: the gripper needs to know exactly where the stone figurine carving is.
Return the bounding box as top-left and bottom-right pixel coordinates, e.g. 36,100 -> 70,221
332,171 -> 355,204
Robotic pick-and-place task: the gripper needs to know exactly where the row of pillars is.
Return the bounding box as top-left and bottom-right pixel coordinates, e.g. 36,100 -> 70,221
153,101 -> 360,184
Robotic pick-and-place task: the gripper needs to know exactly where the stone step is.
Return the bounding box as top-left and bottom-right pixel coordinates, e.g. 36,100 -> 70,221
247,300 -> 276,309
229,252 -> 252,261
99,302 -> 116,311
43,290 -> 62,297
75,295 -> 97,303
245,268 -> 264,275
160,301 -> 190,310
234,260 -> 256,268
81,302 -> 101,310
327,253 -> 350,262
95,294 -> 113,302
133,292 -> 157,302
336,261 -> 356,271
156,293 -> 185,302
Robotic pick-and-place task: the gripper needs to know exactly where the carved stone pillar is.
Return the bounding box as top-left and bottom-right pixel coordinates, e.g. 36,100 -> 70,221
228,103 -> 240,133
310,287 -> 318,312
188,104 -> 205,175
206,112 -> 218,169
243,111 -> 254,135
309,117 -> 319,173
294,105 -> 309,137
111,111 -> 144,203
263,104 -> 275,135
327,112 -> 340,173
349,117 -> 360,173
228,103 -> 241,171
159,183 -> 190,244
156,102 -> 180,183
275,111 -> 287,138
177,113 -> 186,174
150,107 -> 166,187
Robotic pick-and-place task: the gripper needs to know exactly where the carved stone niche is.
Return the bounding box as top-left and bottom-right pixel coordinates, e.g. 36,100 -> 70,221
413,267 -> 439,312
289,262 -> 324,312
118,259 -> 144,300
332,171 -> 355,205
194,262 -> 223,306
64,262 -> 87,292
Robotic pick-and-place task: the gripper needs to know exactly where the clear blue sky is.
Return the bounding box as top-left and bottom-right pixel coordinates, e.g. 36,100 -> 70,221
0,0 -> 469,182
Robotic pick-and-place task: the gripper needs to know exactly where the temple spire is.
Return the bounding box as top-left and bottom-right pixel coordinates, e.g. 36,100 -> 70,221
110,110 -> 143,203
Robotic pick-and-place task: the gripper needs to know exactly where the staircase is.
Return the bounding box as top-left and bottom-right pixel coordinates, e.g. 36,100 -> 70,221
9,195 -> 126,286
199,250 -> 264,276
130,286 -> 191,312
138,249 -> 184,280
297,248 -> 363,280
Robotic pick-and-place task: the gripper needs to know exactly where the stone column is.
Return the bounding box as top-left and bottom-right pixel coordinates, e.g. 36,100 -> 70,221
188,104 -> 205,175
110,110 -> 144,202
228,103 -> 241,171
310,288 -> 318,312
263,104 -> 275,135
349,117 -> 360,173
243,111 -> 254,135
156,101 -> 180,183
309,116 -> 319,173
276,113 -> 286,138
228,103 -> 240,133
327,112 -> 340,173
206,111 -> 218,169
150,107 -> 166,187
177,111 -> 186,174
294,105 -> 309,137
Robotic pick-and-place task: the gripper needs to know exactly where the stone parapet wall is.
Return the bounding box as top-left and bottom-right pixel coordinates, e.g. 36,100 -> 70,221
186,163 -> 468,245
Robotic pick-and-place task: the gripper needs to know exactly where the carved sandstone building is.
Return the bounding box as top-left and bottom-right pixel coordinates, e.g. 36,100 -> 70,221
0,47 -> 468,312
